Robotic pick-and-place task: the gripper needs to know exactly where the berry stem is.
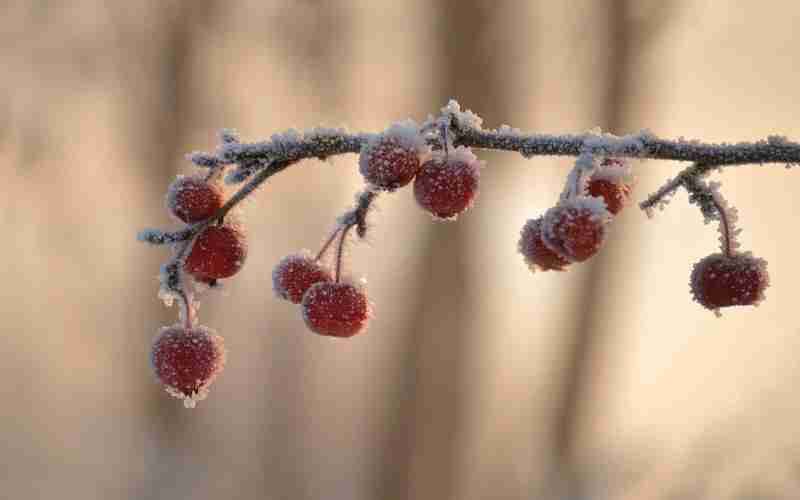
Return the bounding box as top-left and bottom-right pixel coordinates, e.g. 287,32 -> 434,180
710,192 -> 734,257
441,121 -> 450,160
315,227 -> 342,262
333,224 -> 353,283
177,288 -> 196,330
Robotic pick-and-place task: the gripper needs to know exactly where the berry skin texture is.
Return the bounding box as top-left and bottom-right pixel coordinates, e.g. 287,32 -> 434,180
184,224 -> 248,281
690,252 -> 769,313
151,324 -> 226,408
273,253 -> 333,304
167,176 -> 224,224
587,178 -> 630,215
542,197 -> 610,262
359,135 -> 423,191
518,217 -> 571,272
413,146 -> 482,220
301,281 -> 370,338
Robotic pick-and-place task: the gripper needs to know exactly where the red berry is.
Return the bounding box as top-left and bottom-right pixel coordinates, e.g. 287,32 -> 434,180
585,158 -> 632,215
273,253 -> 333,304
519,217 -> 571,272
542,197 -> 610,262
690,252 -> 769,312
587,178 -> 630,215
151,324 -> 226,407
167,176 -> 224,223
184,224 -> 247,280
301,282 -> 370,338
359,127 -> 425,190
413,147 -> 481,219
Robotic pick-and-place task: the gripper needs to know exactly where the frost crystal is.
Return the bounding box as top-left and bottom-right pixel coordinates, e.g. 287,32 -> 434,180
441,99 -> 484,130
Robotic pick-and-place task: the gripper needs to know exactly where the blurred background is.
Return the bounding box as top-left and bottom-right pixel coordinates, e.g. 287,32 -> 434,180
3,1 -> 800,499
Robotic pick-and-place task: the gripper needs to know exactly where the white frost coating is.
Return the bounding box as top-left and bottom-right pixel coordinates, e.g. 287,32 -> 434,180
708,182 -> 742,254
593,158 -> 633,184
441,99 -> 484,129
446,144 -> 482,166
304,126 -> 349,140
358,120 -> 430,187
219,128 -> 240,144
138,228 -> 166,244
640,175 -> 681,218
383,120 -> 428,151
582,129 -> 648,157
496,124 -> 523,137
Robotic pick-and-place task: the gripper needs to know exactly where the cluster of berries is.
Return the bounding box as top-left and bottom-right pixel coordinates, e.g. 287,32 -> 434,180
359,121 -> 482,219
151,175 -> 246,407
517,158 -> 770,316
144,116 -> 774,408
518,158 -> 630,272
271,122 -> 482,339
166,176 -> 248,284
272,253 -> 370,338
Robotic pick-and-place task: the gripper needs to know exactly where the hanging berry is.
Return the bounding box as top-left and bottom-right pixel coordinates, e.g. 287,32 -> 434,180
542,196 -> 611,262
184,224 -> 248,281
301,281 -> 371,338
359,121 -> 428,191
273,253 -> 333,304
413,146 -> 482,220
690,252 -> 769,313
519,217 -> 571,272
151,324 -> 226,408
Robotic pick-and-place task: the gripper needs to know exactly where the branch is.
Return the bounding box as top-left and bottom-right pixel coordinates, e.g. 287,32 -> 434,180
140,100 -> 800,251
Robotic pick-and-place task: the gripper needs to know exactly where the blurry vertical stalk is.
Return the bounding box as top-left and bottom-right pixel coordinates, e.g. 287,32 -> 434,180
127,2 -> 219,498
373,3 -> 513,500
551,1 -> 675,498
255,3 -> 351,499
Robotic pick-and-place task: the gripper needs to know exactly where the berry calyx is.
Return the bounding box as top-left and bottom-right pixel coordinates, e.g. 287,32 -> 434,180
542,197 -> 610,262
273,253 -> 333,304
167,176 -> 224,224
359,123 -> 427,191
413,146 -> 482,220
690,252 -> 769,313
151,324 -> 226,408
184,224 -> 248,280
301,281 -> 370,338
519,217 -> 571,272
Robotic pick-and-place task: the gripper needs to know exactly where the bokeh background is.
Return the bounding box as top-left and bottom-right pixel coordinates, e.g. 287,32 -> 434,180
3,1 -> 800,499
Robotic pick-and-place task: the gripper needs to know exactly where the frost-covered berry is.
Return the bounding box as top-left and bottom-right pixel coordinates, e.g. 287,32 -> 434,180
586,158 -> 632,215
518,217 -> 571,272
359,122 -> 427,191
184,224 -> 247,280
413,146 -> 482,220
167,176 -> 224,224
151,324 -> 226,408
587,179 -> 630,215
273,253 -> 333,304
690,252 -> 769,313
542,197 -> 611,262
301,281 -> 370,338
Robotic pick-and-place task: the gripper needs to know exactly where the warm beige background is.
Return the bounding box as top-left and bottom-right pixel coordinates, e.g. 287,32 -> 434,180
2,1 -> 800,499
